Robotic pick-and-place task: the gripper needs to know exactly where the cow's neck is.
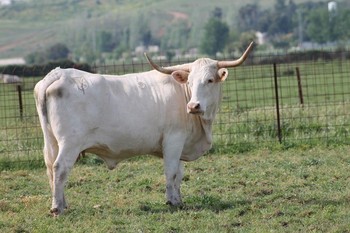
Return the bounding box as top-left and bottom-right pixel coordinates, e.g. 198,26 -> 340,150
199,117 -> 213,145
181,85 -> 220,160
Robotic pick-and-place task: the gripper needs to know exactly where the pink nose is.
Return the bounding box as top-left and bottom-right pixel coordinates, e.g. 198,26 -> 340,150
187,102 -> 200,112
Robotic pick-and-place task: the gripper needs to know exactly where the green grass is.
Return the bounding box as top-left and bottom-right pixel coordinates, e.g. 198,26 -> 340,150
1,59 -> 350,231
0,147 -> 350,232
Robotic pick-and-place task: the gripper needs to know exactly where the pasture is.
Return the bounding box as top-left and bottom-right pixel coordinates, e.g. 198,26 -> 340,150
0,55 -> 350,231
0,147 -> 350,232
1,57 -> 350,169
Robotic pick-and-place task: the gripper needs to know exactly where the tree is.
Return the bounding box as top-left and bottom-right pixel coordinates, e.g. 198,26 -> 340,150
238,3 -> 260,32
161,20 -> 191,50
336,9 -> 350,41
114,27 -> 130,59
212,7 -> 223,19
129,13 -> 155,48
25,43 -> 70,64
98,31 -> 115,52
25,51 -> 46,64
200,8 -> 229,56
237,31 -> 257,53
46,43 -> 70,61
306,6 -> 350,44
267,0 -> 296,35
306,8 -> 330,43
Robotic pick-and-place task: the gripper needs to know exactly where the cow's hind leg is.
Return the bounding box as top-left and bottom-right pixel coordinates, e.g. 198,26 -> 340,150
42,132 -> 62,208
44,143 -> 59,201
51,145 -> 80,216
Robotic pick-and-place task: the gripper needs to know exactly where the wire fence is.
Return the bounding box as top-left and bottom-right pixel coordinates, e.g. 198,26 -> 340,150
1,51 -> 350,169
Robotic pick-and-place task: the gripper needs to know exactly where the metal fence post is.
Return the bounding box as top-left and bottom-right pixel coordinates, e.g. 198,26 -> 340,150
16,84 -> 23,121
273,63 -> 282,143
295,67 -> 304,107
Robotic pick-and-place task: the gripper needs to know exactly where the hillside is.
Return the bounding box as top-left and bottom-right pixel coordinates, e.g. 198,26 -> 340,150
0,0 -> 324,60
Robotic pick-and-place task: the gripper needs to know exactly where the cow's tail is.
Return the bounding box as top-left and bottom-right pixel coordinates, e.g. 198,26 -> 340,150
34,67 -> 62,126
34,67 -> 62,169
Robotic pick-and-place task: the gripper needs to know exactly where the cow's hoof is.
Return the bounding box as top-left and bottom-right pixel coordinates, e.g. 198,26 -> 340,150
50,208 -> 61,216
166,201 -> 183,206
166,201 -> 172,206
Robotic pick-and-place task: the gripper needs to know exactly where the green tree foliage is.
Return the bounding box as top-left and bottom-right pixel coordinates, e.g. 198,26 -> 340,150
238,4 -> 259,32
237,31 -> 257,53
25,51 -> 45,65
113,27 -> 130,58
45,43 -> 70,61
237,0 -> 350,48
306,7 -> 350,44
336,9 -> 350,41
267,0 -> 296,35
200,8 -> 229,56
238,0 -> 296,36
305,8 -> 329,44
236,0 -> 298,49
98,31 -> 115,53
161,20 -> 191,51
129,13 -> 154,48
25,43 -> 70,64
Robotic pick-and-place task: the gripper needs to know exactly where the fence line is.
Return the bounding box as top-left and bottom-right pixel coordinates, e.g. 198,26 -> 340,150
1,52 -> 350,169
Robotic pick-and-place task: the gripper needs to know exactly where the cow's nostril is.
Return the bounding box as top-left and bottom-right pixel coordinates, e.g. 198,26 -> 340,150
188,102 -> 200,110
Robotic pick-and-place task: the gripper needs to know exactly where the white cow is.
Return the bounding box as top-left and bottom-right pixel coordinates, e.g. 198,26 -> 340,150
1,74 -> 22,83
34,42 -> 253,216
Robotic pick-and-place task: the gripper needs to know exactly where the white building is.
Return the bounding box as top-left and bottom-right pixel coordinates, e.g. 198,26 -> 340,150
0,0 -> 12,6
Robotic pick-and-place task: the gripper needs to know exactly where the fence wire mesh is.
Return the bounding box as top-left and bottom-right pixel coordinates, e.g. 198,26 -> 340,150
1,52 -> 350,169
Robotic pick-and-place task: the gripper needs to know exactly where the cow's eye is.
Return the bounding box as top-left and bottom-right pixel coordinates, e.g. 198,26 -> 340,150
208,79 -> 214,83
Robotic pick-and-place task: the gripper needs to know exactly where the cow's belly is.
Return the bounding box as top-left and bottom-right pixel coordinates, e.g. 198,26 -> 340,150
83,129 -> 163,168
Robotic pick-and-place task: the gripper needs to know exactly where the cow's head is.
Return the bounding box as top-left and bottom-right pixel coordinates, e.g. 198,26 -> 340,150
145,42 -> 254,120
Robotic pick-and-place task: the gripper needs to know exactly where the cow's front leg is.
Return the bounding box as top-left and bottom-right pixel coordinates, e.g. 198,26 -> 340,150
174,161 -> 184,203
163,134 -> 185,206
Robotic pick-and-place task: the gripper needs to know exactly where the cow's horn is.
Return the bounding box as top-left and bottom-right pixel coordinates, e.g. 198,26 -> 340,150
217,41 -> 254,68
144,53 -> 176,75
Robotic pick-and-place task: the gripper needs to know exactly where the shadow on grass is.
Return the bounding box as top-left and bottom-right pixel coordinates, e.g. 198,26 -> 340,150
0,158 -> 44,171
139,194 -> 252,214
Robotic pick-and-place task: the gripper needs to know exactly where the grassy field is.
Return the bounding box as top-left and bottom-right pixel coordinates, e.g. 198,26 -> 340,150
0,58 -> 350,231
0,146 -> 350,232
1,58 -> 350,168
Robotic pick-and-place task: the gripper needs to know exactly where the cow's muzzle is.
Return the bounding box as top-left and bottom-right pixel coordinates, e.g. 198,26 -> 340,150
187,102 -> 204,114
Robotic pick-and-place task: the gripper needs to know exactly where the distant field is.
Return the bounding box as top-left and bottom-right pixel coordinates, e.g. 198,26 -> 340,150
0,0 -> 325,59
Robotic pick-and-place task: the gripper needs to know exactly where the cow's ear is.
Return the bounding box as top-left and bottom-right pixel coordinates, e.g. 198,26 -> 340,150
217,68 -> 228,82
171,70 -> 189,84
